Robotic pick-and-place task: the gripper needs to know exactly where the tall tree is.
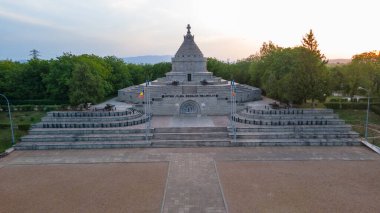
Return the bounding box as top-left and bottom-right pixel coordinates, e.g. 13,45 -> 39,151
69,61 -> 105,105
302,29 -> 327,63
43,53 -> 77,101
104,56 -> 132,93
259,41 -> 280,57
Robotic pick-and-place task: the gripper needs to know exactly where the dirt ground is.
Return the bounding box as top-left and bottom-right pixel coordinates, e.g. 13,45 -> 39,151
217,160 -> 380,213
0,162 -> 168,213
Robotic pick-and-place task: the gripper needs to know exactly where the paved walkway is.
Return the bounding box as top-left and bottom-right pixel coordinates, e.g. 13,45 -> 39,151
1,147 -> 379,213
163,153 -> 226,212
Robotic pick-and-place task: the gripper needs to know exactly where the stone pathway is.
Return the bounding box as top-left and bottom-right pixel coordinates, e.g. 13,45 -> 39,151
162,153 -> 227,213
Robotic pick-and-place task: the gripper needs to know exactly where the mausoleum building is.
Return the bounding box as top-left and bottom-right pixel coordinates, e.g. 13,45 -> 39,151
118,25 -> 262,115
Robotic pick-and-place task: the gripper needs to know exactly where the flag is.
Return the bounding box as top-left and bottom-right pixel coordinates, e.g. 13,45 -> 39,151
232,91 -> 236,97
138,90 -> 144,99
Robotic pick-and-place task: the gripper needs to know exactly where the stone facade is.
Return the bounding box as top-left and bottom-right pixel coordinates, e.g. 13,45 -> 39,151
118,25 -> 261,115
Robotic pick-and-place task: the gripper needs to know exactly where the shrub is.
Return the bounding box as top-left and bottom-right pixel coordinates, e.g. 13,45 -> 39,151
371,105 -> 380,115
0,124 -> 10,128
329,98 -> 348,103
324,102 -> 380,110
9,99 -> 67,105
17,124 -> 31,131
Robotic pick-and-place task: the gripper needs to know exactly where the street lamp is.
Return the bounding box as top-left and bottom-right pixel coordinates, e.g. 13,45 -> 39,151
358,87 -> 370,141
0,94 -> 15,145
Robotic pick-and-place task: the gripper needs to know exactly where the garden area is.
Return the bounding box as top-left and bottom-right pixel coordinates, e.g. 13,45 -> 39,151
335,109 -> 380,147
0,111 -> 45,153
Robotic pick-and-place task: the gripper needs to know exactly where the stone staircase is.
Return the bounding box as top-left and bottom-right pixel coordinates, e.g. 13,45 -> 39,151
14,106 -> 362,149
228,107 -> 362,146
16,128 -> 153,150
151,127 -> 230,147
15,109 -> 152,150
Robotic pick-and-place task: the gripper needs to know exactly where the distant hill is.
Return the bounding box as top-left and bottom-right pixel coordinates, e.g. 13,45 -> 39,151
328,59 -> 351,65
123,55 -> 172,64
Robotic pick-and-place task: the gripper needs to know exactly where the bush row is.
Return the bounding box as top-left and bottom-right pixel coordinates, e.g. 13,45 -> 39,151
324,102 -> 380,110
0,105 -> 69,112
0,124 -> 31,131
329,98 -> 380,103
371,105 -> 380,115
7,99 -> 68,105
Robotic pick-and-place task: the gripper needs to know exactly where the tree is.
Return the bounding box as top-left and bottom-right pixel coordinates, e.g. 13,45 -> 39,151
207,58 -> 230,80
350,51 -> 380,95
302,29 -> 327,63
251,46 -> 329,105
43,53 -> 77,101
0,60 -> 24,99
248,42 -> 282,89
104,56 -> 132,93
21,58 -> 50,99
127,64 -> 146,85
69,61 -> 105,105
151,62 -> 171,80
259,41 -> 280,57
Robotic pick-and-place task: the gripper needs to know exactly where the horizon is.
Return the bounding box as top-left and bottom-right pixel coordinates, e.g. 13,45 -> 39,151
1,0 -> 379,61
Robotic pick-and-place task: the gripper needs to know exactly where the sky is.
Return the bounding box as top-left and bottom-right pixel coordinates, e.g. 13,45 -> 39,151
0,0 -> 379,61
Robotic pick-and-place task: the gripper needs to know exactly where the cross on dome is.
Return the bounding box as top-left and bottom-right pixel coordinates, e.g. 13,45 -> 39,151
187,24 -> 191,34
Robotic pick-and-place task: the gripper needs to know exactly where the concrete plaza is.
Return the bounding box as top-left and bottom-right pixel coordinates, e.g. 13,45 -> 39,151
1,146 -> 380,213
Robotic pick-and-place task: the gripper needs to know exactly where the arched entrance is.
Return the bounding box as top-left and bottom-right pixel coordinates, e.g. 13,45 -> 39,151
180,100 -> 200,115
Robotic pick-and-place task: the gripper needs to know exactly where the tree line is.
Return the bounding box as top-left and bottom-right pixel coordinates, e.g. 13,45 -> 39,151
1,29 -> 379,107
0,53 -> 170,105
207,30 -> 380,105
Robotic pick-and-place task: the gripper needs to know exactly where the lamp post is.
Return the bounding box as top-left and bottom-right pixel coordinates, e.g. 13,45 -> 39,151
0,94 -> 15,145
358,87 -> 370,140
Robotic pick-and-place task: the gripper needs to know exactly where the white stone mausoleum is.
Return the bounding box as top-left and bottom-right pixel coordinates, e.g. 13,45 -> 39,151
117,25 -> 261,115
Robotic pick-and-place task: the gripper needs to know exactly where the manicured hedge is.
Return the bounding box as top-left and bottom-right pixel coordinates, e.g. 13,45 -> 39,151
371,105 -> 380,115
18,124 -> 31,131
324,102 -> 380,110
9,99 -> 67,105
0,124 -> 30,130
329,98 -> 348,103
0,105 -> 68,112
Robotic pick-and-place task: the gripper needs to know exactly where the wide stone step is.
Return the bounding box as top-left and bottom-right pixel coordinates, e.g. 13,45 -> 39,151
28,128 -> 149,135
229,131 -> 359,139
14,141 -> 151,150
21,134 -> 153,142
41,114 -> 142,122
14,137 -> 362,150
239,113 -> 339,119
34,116 -> 150,128
232,115 -> 345,125
47,110 -> 136,118
153,132 -> 228,140
154,127 -> 227,133
231,138 -> 362,146
151,139 -> 231,147
244,109 -> 334,115
232,125 -> 353,132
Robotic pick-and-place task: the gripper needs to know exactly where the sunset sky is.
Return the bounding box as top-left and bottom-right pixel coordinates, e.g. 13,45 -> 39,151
0,0 -> 379,61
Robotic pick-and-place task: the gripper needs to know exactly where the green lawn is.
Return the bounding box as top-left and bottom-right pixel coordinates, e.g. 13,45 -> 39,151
0,111 -> 45,153
0,111 -> 45,124
335,109 -> 380,146
335,109 -> 380,125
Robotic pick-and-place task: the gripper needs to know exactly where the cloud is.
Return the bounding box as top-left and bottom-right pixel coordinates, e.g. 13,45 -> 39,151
0,7 -> 71,31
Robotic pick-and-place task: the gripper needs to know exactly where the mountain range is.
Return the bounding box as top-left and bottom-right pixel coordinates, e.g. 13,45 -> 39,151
123,55 -> 172,64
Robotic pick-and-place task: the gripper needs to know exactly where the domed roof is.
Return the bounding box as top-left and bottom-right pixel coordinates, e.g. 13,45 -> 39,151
174,24 -> 204,58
